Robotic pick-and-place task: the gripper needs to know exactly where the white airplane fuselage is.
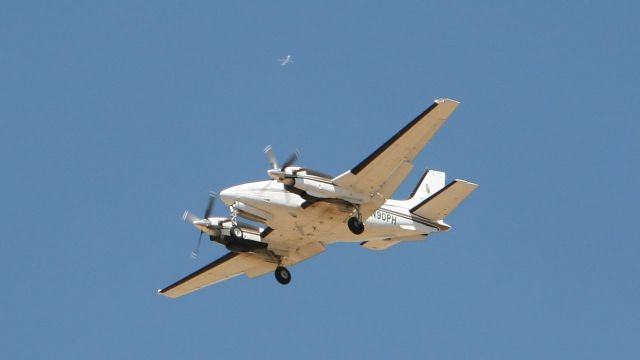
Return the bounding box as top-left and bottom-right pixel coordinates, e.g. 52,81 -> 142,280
219,178 -> 442,246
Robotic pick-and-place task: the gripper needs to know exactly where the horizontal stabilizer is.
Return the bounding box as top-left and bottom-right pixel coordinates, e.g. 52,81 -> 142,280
410,180 -> 478,220
360,240 -> 400,251
361,235 -> 429,251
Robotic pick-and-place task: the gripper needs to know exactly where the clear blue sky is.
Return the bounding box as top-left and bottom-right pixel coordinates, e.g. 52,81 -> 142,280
1,1 -> 639,359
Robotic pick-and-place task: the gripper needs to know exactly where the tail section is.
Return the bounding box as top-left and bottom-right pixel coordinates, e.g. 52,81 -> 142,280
388,169 -> 446,209
409,180 -> 478,221
409,169 -> 446,202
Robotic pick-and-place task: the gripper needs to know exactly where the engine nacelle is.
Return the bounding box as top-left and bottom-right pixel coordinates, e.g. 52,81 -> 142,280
234,202 -> 273,222
292,178 -> 368,204
225,236 -> 268,252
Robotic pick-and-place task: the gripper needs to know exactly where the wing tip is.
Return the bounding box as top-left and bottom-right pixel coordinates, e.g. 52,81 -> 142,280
453,178 -> 479,188
435,97 -> 460,105
158,288 -> 179,298
435,98 -> 461,113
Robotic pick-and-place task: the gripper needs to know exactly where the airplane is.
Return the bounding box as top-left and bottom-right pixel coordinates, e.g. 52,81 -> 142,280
159,98 -> 478,298
279,55 -> 293,66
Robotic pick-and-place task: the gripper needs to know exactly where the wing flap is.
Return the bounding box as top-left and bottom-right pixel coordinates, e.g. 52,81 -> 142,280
159,252 -> 276,298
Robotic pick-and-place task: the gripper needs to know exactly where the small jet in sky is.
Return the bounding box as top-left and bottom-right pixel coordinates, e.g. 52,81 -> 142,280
278,55 -> 293,66
159,98 -> 478,298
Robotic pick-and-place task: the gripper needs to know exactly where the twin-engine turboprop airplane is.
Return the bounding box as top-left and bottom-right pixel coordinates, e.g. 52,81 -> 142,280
159,98 -> 478,298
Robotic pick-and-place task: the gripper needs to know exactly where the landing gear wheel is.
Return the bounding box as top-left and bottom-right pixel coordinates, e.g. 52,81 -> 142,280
348,217 -> 365,235
275,266 -> 291,285
230,226 -> 243,239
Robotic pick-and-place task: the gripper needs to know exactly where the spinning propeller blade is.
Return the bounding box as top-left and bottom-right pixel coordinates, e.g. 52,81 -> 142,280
264,145 -> 300,172
182,211 -> 200,223
264,145 -> 278,169
191,232 -> 204,259
203,192 -> 216,219
280,150 -> 300,171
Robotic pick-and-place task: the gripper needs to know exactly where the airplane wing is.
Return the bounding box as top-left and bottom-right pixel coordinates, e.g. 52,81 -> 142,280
158,252 -> 277,298
332,98 -> 460,217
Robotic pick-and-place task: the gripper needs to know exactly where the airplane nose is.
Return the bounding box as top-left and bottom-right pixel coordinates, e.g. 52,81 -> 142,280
219,188 -> 235,206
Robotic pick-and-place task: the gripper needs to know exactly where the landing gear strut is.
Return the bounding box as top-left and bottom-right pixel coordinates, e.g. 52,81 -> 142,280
229,202 -> 239,226
275,266 -> 291,285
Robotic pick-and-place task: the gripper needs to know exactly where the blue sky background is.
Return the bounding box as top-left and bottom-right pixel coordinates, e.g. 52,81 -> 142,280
1,1 -> 639,359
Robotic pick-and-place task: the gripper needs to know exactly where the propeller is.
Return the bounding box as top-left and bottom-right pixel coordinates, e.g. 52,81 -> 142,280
280,150 -> 300,170
184,192 -> 217,259
264,145 -> 299,172
264,145 -> 279,170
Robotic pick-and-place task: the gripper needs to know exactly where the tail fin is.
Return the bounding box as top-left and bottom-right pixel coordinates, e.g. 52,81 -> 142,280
410,180 -> 478,221
397,169 -> 446,209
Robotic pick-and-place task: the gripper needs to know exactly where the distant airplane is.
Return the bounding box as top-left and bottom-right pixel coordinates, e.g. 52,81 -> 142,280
279,55 -> 293,66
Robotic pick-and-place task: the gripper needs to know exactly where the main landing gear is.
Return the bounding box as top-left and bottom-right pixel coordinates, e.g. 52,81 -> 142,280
348,217 -> 365,234
347,217 -> 364,235
347,205 -> 365,235
275,266 -> 291,285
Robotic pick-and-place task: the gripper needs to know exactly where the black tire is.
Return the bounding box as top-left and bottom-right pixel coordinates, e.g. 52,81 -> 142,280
275,266 -> 291,285
230,226 -> 243,239
348,217 -> 365,235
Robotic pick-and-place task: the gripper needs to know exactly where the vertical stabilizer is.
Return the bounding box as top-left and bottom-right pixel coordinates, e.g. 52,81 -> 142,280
390,169 -> 446,209
410,170 -> 445,200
